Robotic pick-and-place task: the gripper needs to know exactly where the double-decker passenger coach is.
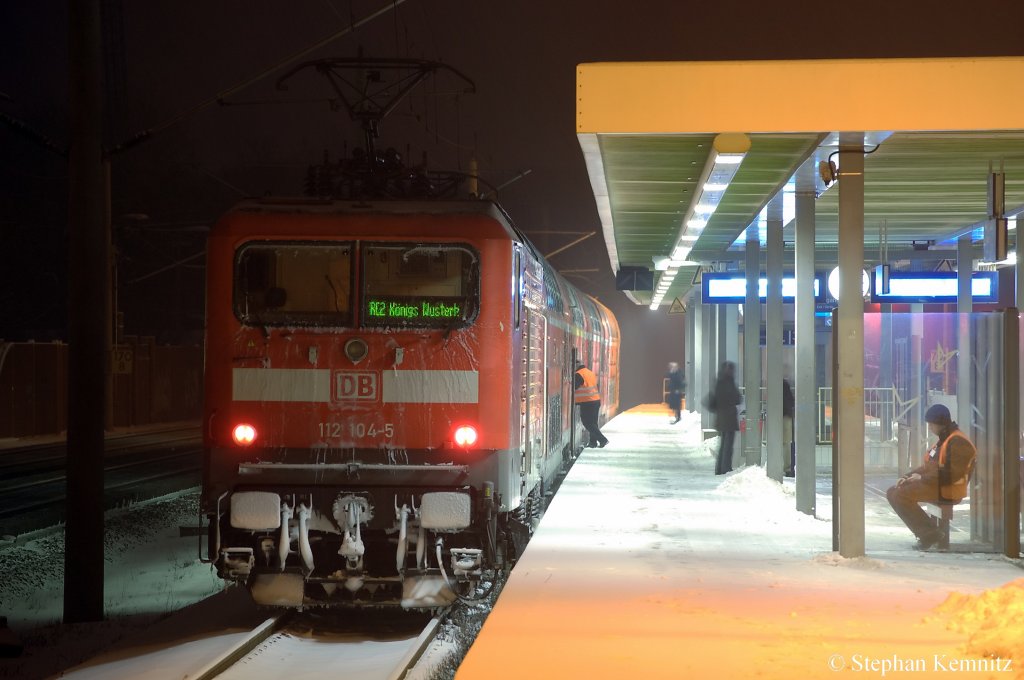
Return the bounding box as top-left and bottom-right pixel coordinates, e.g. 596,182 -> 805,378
202,198 -> 618,607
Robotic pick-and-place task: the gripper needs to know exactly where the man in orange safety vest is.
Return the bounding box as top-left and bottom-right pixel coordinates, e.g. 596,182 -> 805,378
886,404 -> 976,550
574,361 -> 608,448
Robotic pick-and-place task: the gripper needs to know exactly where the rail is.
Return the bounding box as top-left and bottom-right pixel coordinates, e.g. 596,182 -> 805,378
187,611 -> 443,680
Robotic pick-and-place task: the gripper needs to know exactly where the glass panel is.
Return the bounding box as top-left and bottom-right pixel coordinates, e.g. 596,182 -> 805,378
361,243 -> 478,328
857,312 -> 1006,553
234,242 -> 353,327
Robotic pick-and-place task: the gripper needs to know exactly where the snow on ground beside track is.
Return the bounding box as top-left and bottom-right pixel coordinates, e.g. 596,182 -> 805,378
0,491 -> 223,679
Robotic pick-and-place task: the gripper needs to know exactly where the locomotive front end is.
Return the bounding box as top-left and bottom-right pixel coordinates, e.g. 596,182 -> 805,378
202,204 -> 514,608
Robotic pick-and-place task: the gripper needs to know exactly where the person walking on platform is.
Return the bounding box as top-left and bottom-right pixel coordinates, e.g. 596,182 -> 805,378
782,378 -> 795,477
665,361 -> 685,424
710,361 -> 741,475
886,404 -> 976,550
575,361 -> 608,448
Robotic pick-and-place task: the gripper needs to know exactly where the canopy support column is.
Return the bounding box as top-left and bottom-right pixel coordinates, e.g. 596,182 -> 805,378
837,133 -> 866,558
766,198 -> 784,481
795,188 -> 817,515
744,230 -> 762,466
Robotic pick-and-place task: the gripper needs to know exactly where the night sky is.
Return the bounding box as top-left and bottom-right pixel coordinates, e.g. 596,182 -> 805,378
4,0 -> 1024,409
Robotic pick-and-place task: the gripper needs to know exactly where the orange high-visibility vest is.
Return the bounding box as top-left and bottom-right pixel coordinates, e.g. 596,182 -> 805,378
574,367 -> 600,403
924,429 -> 976,500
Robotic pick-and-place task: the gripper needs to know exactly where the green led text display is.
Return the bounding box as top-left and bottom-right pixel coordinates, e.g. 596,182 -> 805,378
367,300 -> 463,319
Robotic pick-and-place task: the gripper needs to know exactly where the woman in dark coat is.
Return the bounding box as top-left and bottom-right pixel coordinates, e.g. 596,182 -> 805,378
665,361 -> 685,424
712,361 -> 742,475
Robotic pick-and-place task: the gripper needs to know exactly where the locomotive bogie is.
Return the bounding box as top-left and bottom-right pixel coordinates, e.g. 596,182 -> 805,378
212,484 -> 494,606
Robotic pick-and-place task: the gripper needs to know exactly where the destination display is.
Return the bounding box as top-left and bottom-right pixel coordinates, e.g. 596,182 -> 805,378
366,298 -> 464,321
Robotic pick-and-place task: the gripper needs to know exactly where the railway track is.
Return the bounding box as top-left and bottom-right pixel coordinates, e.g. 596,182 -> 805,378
0,427 -> 203,535
187,610 -> 443,680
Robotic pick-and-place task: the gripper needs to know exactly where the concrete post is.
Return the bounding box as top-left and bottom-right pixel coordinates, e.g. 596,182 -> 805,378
766,198 -> 784,481
702,303 -> 715,430
685,307 -> 695,413
66,0 -> 107,623
837,133 -> 866,558
693,303 -> 704,427
957,235 -> 973,433
744,230 -> 762,465
724,304 -> 739,365
795,189 -> 817,515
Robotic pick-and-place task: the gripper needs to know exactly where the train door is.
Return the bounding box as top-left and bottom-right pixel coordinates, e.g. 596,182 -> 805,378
524,308 -> 547,491
569,346 -> 579,457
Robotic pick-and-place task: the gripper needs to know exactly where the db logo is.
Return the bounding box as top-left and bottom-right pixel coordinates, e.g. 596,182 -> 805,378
334,371 -> 378,401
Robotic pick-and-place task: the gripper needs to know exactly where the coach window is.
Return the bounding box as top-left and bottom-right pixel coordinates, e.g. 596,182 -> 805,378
362,243 -> 479,328
234,242 -> 353,327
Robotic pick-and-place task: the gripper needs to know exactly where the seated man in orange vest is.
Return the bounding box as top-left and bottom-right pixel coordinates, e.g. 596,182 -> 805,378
886,404 -> 976,550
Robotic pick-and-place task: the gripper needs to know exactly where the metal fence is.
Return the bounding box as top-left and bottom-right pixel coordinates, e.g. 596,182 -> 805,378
731,385 -> 897,446
816,386 -> 897,445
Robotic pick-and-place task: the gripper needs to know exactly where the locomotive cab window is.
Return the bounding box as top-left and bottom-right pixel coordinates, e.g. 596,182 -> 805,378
362,243 -> 479,328
234,242 -> 353,327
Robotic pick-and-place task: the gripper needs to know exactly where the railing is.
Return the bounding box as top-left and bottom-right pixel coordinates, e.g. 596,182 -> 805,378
816,386 -> 897,445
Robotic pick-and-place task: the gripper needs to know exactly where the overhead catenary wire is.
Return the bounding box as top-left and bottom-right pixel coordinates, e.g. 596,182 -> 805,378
109,0 -> 409,156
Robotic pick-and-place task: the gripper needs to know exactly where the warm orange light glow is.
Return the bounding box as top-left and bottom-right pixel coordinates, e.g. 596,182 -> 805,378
232,423 -> 257,446
454,425 -> 478,447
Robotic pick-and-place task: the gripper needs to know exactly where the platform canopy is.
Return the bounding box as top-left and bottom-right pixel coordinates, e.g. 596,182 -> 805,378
576,57 -> 1024,306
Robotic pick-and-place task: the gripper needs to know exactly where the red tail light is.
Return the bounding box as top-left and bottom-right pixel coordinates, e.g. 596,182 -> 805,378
232,423 -> 257,446
454,425 -> 478,448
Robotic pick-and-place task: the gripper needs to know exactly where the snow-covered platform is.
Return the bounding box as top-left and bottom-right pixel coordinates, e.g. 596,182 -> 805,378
457,405 -> 1024,679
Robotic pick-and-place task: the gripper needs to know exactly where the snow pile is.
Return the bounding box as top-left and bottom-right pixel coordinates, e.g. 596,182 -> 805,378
676,410 -> 704,445
713,464 -> 793,502
699,434 -> 719,459
935,578 -> 1024,668
811,552 -> 884,570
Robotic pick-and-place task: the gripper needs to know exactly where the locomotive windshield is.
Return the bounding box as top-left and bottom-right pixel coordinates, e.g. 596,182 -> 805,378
362,243 -> 478,328
234,242 -> 353,327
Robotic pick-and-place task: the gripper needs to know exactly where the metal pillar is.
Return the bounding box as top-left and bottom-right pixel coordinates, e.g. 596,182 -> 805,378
744,230 -> 762,465
693,303 -> 706,428
1018,229 -> 1024,305
685,308 -> 696,412
795,189 -> 816,515
906,303 -> 925,476
702,303 -> 716,430
724,305 -> 739,365
957,235 -> 973,432
837,134 -> 865,557
717,304 -> 728,372
765,199 -> 784,481
1002,308 -> 1021,557
879,306 -> 893,443
66,0 -> 107,623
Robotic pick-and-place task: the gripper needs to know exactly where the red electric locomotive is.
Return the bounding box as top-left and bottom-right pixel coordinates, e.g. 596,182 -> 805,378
201,198 -> 619,607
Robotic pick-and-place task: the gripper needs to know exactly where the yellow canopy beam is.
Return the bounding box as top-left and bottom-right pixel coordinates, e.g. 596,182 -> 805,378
576,57 -> 1024,134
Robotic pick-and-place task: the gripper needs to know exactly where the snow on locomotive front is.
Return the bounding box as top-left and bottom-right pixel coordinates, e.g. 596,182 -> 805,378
202,199 -> 526,607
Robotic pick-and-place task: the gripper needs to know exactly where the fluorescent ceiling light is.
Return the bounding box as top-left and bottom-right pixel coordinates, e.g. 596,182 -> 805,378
654,134 -> 749,289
